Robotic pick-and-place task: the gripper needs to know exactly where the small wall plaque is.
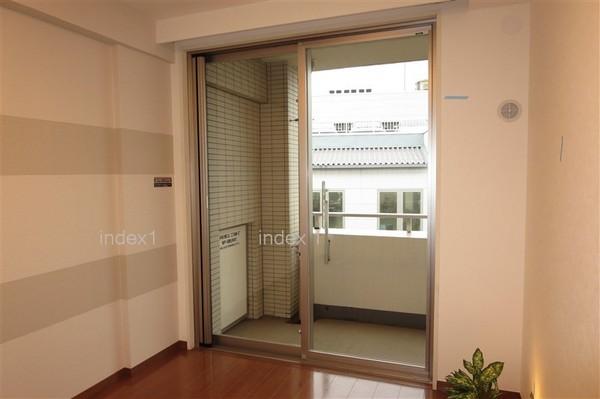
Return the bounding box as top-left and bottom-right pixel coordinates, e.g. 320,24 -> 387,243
219,231 -> 240,249
154,177 -> 172,187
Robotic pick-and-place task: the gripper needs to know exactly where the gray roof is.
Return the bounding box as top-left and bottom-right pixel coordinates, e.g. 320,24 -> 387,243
312,146 -> 427,169
312,133 -> 424,149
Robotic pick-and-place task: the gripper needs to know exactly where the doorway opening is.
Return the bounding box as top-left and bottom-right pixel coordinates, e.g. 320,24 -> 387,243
190,23 -> 435,381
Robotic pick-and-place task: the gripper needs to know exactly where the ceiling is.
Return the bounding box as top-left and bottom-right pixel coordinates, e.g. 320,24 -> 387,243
118,0 -> 268,20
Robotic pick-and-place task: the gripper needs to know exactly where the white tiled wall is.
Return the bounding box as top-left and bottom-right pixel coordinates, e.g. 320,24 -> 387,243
287,65 -> 300,318
206,59 -> 299,332
206,59 -> 266,332
206,60 -> 267,103
260,63 -> 300,318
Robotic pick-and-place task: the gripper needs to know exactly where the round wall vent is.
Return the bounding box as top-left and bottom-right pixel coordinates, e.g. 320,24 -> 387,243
498,100 -> 521,122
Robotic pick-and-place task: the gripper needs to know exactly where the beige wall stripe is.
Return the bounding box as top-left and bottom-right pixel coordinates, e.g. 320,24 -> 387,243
119,128 -> 174,175
123,244 -> 178,299
0,257 -> 120,343
0,244 -> 176,343
0,115 -> 173,175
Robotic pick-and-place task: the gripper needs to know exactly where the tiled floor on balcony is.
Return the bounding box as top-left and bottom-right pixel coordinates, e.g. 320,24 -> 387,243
224,316 -> 426,367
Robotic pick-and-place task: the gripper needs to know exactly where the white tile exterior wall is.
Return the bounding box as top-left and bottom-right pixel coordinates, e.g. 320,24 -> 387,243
287,65 -> 300,318
206,59 -> 299,332
206,59 -> 267,333
260,63 -> 299,318
206,60 -> 267,103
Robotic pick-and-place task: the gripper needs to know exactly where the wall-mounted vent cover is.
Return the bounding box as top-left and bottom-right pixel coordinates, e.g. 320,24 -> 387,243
498,100 -> 521,122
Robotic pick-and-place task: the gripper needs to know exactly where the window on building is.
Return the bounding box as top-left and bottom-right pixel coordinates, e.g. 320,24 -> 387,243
328,88 -> 371,95
382,121 -> 400,132
379,191 -> 422,231
313,191 -> 344,229
312,192 -> 321,228
334,122 -> 353,133
402,191 -> 421,231
416,80 -> 429,90
328,191 -> 344,228
312,192 -> 321,212
379,192 -> 398,230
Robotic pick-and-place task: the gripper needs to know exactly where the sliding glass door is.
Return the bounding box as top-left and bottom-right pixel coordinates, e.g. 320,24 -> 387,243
194,23 -> 434,380
195,47 -> 302,355
298,27 -> 434,377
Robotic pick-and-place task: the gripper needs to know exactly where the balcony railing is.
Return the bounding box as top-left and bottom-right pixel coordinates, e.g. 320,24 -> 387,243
312,211 -> 428,263
313,212 -> 427,232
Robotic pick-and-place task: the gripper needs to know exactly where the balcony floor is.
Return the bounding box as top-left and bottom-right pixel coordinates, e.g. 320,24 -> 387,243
223,316 -> 426,367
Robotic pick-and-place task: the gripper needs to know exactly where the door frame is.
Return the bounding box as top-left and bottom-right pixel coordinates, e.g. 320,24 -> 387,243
187,21 -> 437,383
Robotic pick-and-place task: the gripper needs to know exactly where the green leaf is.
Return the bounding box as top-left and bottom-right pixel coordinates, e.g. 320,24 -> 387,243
450,349 -> 505,398
481,361 -> 504,384
446,370 -> 475,389
472,348 -> 484,372
463,360 -> 476,375
447,381 -> 473,393
448,387 -> 474,395
490,361 -> 504,377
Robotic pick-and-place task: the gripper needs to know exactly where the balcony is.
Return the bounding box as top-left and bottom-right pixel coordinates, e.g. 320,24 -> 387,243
308,212 -> 428,365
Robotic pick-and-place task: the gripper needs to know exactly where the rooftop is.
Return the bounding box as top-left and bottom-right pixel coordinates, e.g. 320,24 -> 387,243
311,133 -> 428,169
312,146 -> 427,169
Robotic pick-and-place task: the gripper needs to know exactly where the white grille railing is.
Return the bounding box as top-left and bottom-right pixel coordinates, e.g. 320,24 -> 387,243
312,119 -> 428,134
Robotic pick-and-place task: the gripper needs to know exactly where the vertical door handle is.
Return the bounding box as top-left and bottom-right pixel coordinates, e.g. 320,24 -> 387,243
321,181 -> 330,264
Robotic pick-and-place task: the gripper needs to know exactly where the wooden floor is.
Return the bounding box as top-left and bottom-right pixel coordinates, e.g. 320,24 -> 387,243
90,348 -> 446,399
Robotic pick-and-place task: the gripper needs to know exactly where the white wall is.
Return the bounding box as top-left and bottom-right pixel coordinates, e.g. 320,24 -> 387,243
1,5 -> 177,397
435,1 -> 529,391
5,0 -> 173,61
157,0 -> 453,44
522,1 -> 599,398
314,233 -> 428,314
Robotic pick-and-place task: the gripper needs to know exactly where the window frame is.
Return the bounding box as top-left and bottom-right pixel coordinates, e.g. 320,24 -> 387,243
333,122 -> 353,133
377,191 -> 398,230
377,189 -> 424,232
312,189 -> 345,229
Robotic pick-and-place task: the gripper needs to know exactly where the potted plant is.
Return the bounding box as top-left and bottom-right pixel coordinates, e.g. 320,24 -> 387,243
445,348 -> 504,399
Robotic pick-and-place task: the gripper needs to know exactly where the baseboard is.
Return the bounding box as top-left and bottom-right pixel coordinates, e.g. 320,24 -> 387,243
436,381 -> 521,399
72,368 -> 130,399
73,340 -> 187,398
314,303 -> 426,330
128,340 -> 188,376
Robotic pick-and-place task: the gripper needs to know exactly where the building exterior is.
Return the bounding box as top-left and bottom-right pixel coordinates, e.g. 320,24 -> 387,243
312,133 -> 428,234
310,67 -> 429,235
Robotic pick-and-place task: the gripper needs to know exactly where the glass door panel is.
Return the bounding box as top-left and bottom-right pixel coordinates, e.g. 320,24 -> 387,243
305,30 -> 432,368
202,50 -> 301,348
